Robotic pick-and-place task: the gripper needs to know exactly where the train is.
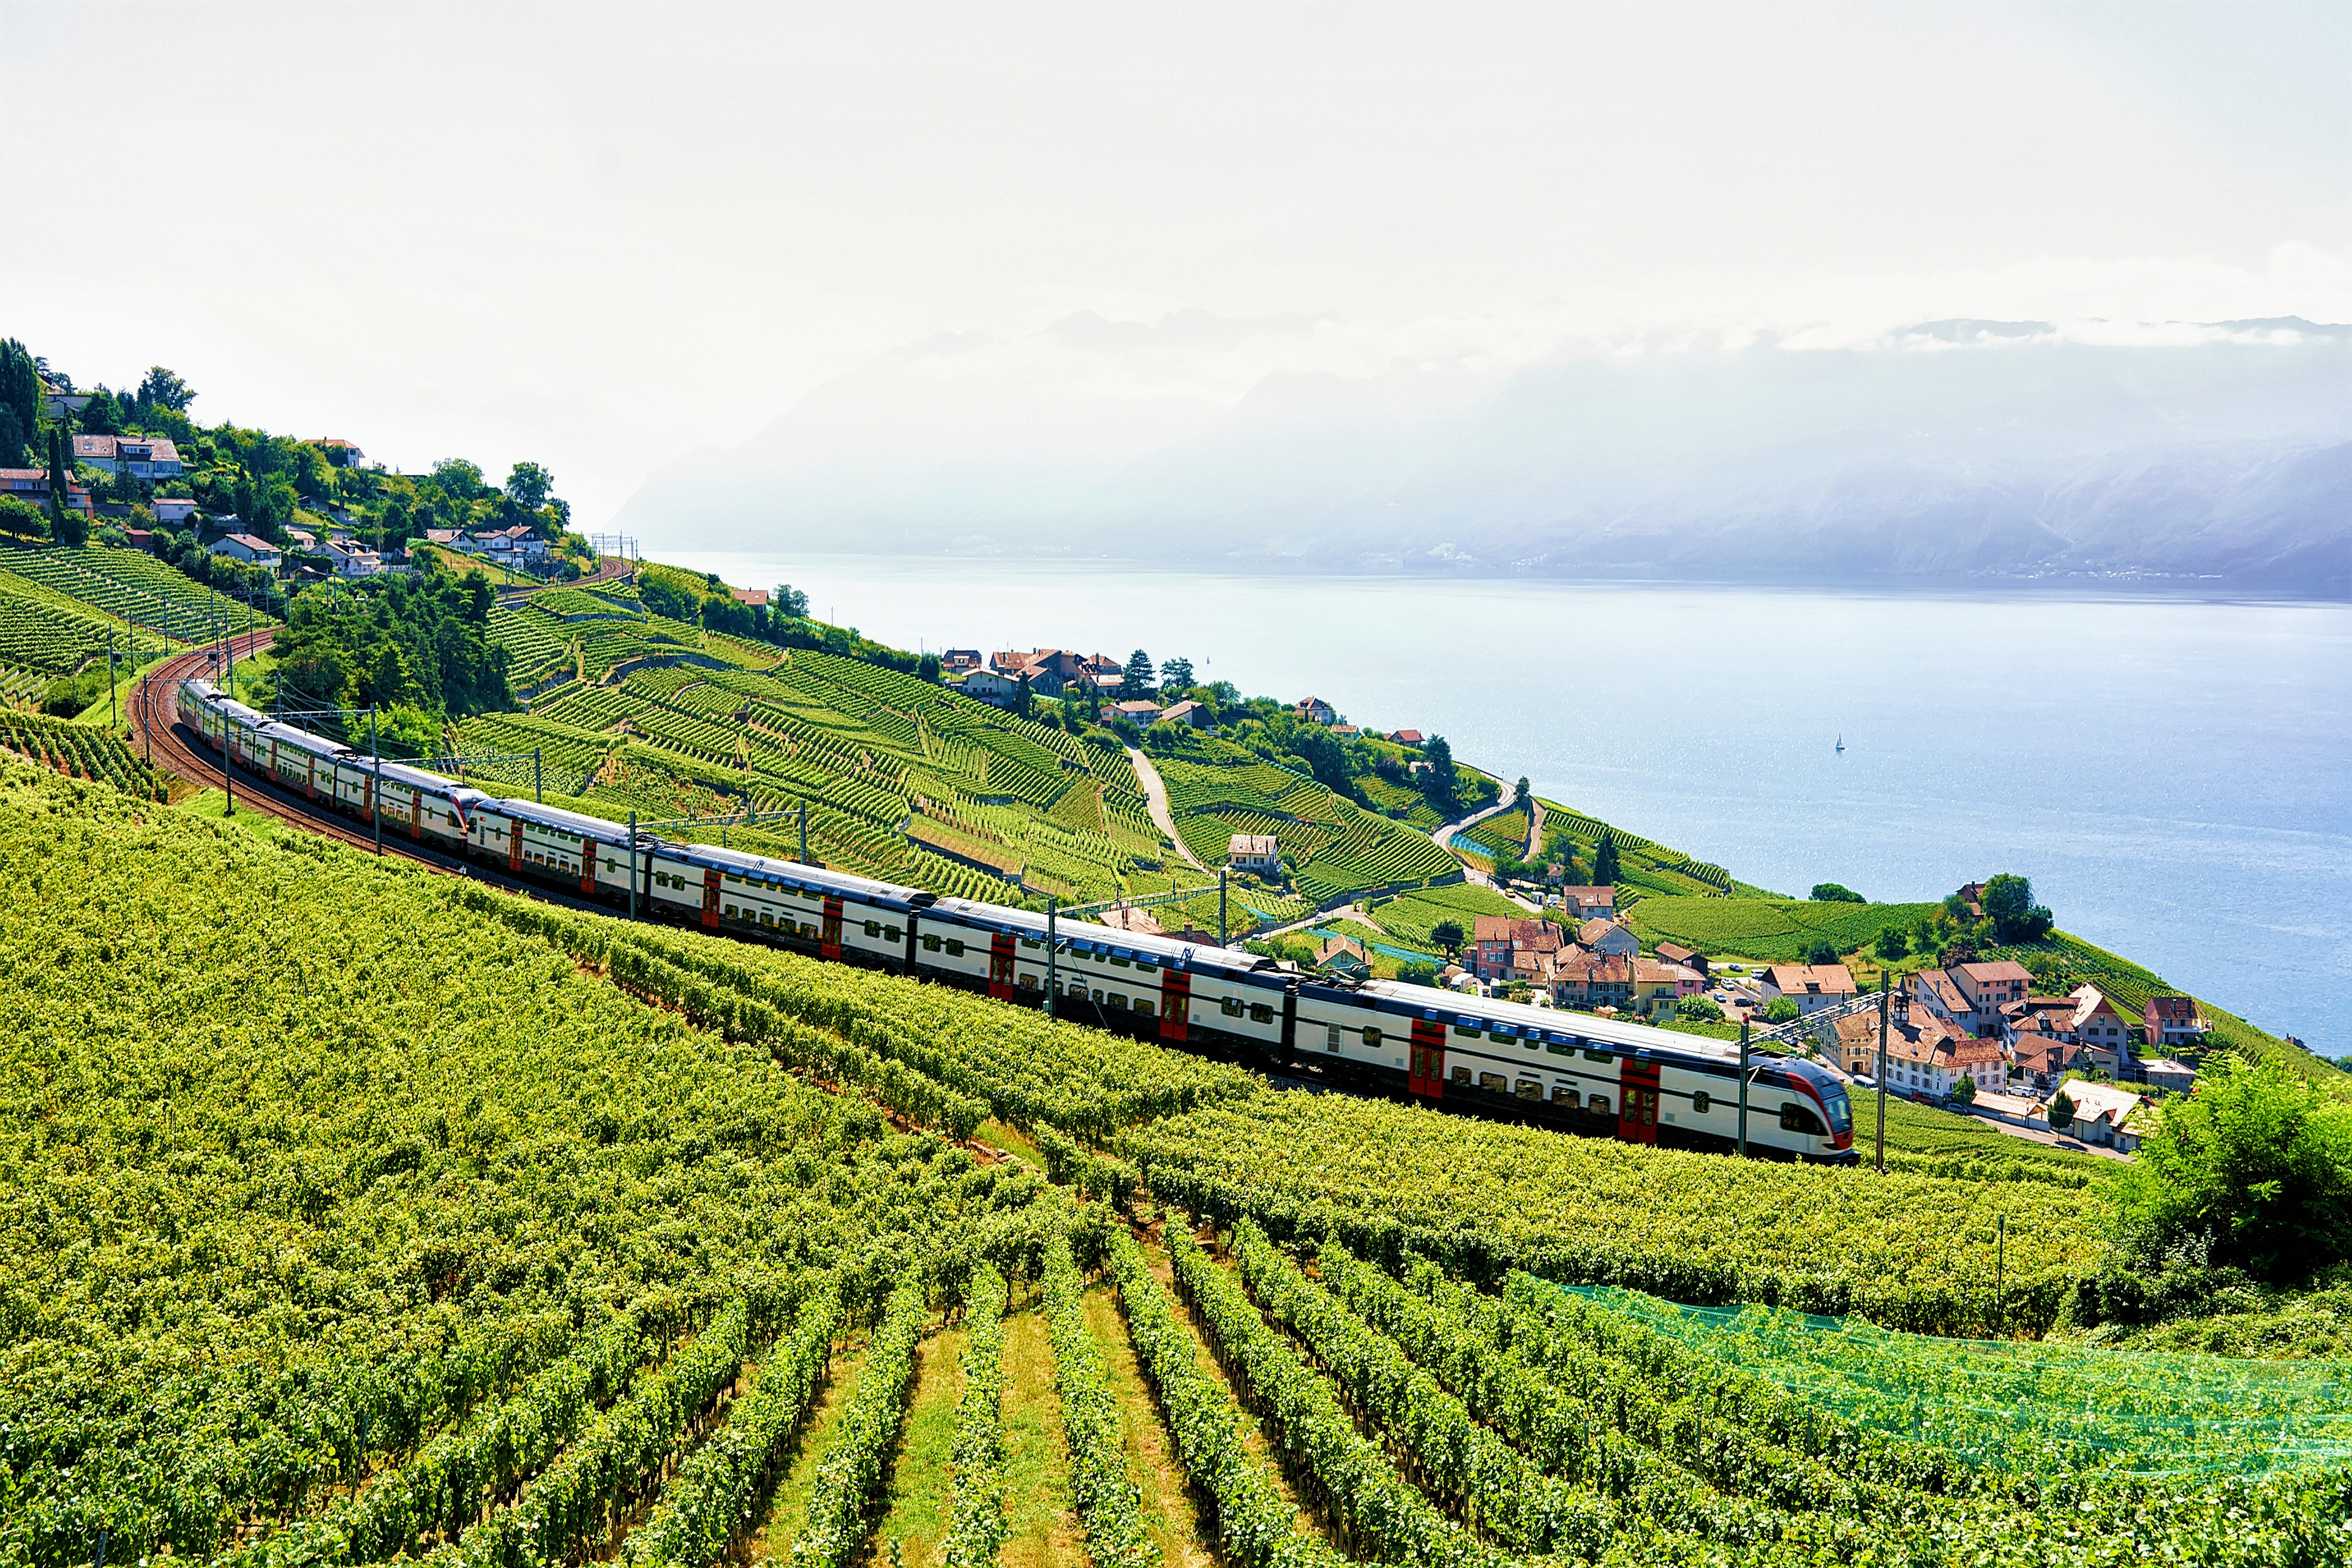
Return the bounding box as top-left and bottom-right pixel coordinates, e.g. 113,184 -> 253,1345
178,678 -> 1858,1163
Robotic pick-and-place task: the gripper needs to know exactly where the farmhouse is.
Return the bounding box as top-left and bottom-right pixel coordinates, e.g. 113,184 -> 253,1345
1228,834 -> 1281,875
1556,885 -> 1616,921
2143,993 -> 2204,1052
1760,962 -> 1857,1016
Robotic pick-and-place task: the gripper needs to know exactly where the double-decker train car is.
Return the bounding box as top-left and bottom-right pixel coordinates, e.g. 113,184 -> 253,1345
172,675 -> 1853,1161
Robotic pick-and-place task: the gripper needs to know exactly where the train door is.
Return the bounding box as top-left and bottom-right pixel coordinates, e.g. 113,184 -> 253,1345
1159,967 -> 1191,1042
581,839 -> 599,897
1407,1016 -> 1446,1099
701,867 -> 721,928
408,788 -> 422,840
821,895 -> 844,959
1618,1060 -> 1661,1145
304,755 -> 317,801
507,821 -> 522,873
987,932 -> 1016,1000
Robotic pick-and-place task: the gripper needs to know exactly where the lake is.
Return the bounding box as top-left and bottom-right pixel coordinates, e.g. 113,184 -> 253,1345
669,552 -> 2352,1053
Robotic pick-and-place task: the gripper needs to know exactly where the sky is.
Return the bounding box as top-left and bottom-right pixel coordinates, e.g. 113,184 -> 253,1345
2,1 -> 2346,535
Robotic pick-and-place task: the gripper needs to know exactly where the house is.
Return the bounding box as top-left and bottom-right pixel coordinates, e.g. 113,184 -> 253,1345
1551,951 -> 1633,1009
1954,881 -> 1988,917
149,497 -> 198,526
1578,918 -> 1640,959
72,434 -> 184,478
1633,959 -> 1701,1017
941,648 -> 982,671
1909,969 -> 1971,1030
2067,984 -> 2133,1068
1654,940 -> 1708,979
2143,994 -> 2204,1053
731,588 -> 769,608
1760,963 -> 1858,1016
956,668 -> 1019,707
990,649 -> 1035,676
2048,1080 -> 2154,1152
1471,916 -> 1517,982
2138,1057 -> 2199,1093
1556,886 -> 1616,922
1228,834 -> 1281,875
1387,729 -> 1425,746
1314,936 -> 1372,982
1109,699 -> 1163,726
39,386 -> 92,418
0,469 -> 93,513
1015,663 -> 1068,698
209,533 -> 283,568
282,527 -> 318,552
121,527 -> 158,554
2010,1034 -> 2072,1091
321,539 -> 383,578
1950,962 -> 2032,1030
1159,699 -> 1211,729
1833,1009 -> 1977,1096
1642,957 -> 1704,998
313,438 -> 368,466
1295,696 -> 1338,725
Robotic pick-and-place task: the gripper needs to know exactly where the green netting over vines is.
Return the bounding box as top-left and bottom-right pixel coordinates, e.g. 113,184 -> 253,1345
1556,1283 -> 2352,1479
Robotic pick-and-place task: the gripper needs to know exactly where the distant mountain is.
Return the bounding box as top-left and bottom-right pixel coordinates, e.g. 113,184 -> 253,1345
619,315 -> 2352,595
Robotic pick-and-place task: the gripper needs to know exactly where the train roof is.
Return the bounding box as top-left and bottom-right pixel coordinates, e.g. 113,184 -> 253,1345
658,837 -> 940,909
374,760 -> 492,801
1351,977 -> 1776,1071
489,797 -> 648,839
212,695 -> 268,729
916,897 -> 1278,976
254,720 -> 351,760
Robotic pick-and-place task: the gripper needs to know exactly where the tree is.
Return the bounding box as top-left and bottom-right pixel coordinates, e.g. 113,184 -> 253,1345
774,584 -> 810,619
1514,776 -> 1531,806
1398,961 -> 1439,987
1764,997 -> 1800,1024
431,458 -> 486,502
1419,734 -> 1460,815
79,389 -> 123,435
1014,681 -> 1033,719
1286,723 -> 1359,802
2114,1054 -> 2352,1283
135,366 -> 195,412
1804,939 -> 1838,967
1874,924 -> 1911,961
1982,872 -> 2054,943
1810,882 -> 1864,903
1952,1074 -> 1977,1104
918,651 -> 942,684
504,461 -> 554,511
1430,919 -> 1465,957
1120,649 -> 1155,698
0,340 -> 42,445
1676,997 -> 1725,1022
2048,1090 -> 2076,1132
1158,655 -> 1194,692
1593,830 -> 1621,885
0,402 -> 24,469
0,495 -> 47,539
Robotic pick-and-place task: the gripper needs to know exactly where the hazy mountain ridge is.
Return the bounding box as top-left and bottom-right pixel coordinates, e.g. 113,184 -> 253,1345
620,316 -> 2352,594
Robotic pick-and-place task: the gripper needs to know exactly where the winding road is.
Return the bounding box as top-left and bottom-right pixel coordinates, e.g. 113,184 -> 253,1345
1125,744 -> 1207,870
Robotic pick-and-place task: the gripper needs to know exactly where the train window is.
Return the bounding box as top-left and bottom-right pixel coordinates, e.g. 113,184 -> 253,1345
946,939 -> 966,957
885,927 -> 902,941
1453,1022 -> 1480,1038
1546,1039 -> 1573,1055
1221,997 -> 1245,1017
1107,993 -> 1128,1009
801,923 -> 816,937
923,933 -> 942,951
1451,1066 -> 1472,1085
725,904 -> 739,918
1693,1091 -> 1711,1115
1516,1079 -> 1543,1100
867,921 -> 885,938
1490,1030 -> 1514,1044
1110,956 -> 1131,968
1134,998 -> 1153,1017
760,911 -> 774,926
1325,1022 -> 1343,1052
1553,1085 -> 1581,1107
1479,1072 -> 1507,1093
1091,989 -> 1104,1004
1779,1103 -> 1826,1136
1020,938 -> 1042,950
1591,1096 -> 1611,1118
1018,974 -> 1038,990
1363,1026 -> 1382,1047
1249,1003 -> 1275,1025
1135,959 -> 1158,972
1583,1049 -> 1613,1063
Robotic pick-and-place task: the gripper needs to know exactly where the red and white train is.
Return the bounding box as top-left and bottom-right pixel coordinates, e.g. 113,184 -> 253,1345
180,679 -> 1857,1163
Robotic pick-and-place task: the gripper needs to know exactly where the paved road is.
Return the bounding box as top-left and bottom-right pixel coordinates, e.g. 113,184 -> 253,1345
1124,745 -> 1207,870
1431,796 -> 1544,911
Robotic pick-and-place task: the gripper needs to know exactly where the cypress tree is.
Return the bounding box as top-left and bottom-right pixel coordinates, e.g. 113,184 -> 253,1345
1594,829 -> 1621,885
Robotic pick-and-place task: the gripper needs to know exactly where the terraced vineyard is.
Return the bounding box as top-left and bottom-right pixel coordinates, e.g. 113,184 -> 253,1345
1,541 -> 266,644
0,711 -> 175,799
1625,894 -> 1941,963
0,571 -> 132,674
10,759 -> 2349,1568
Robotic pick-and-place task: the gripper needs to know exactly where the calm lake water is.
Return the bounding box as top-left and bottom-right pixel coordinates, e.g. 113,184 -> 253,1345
672,552 -> 2352,1052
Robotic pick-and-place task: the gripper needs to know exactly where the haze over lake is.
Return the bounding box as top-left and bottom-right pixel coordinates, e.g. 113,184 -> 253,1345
673,553 -> 2351,1053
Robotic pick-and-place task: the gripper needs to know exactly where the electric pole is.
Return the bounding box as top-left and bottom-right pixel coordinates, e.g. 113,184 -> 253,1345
369,706 -> 382,856
1737,1017 -> 1751,1158
1876,970 -> 1890,1174
627,810 -> 638,919
1046,897 -> 1058,1019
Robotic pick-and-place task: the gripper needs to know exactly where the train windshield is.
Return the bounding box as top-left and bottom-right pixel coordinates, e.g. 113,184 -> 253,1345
1821,1084 -> 1853,1135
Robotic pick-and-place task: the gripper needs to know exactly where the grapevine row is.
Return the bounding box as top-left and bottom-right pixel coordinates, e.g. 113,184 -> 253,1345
940,1264 -> 1010,1568
789,1276 -> 929,1568
1041,1235 -> 1159,1568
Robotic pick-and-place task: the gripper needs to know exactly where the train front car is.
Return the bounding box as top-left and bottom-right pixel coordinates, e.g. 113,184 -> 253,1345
368,761 -> 489,848
1776,1057 -> 1858,1163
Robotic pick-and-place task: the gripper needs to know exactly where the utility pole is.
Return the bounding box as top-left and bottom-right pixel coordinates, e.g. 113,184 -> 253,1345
221,683 -> 234,818
1046,896 -> 1058,1019
1876,970 -> 1890,1174
1995,1213 -> 2005,1315
107,628 -> 117,728
369,706 -> 382,856
627,809 -> 638,920
533,747 -> 542,804
1218,866 -> 1228,948
1737,1017 -> 1751,1159
799,797 -> 809,864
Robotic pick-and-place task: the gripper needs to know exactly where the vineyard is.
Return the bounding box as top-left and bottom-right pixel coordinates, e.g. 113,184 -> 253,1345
0,711 -> 175,799
0,571 -> 129,675
6,758 -> 2350,1567
0,541 -> 265,646
1624,895 -> 1942,963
